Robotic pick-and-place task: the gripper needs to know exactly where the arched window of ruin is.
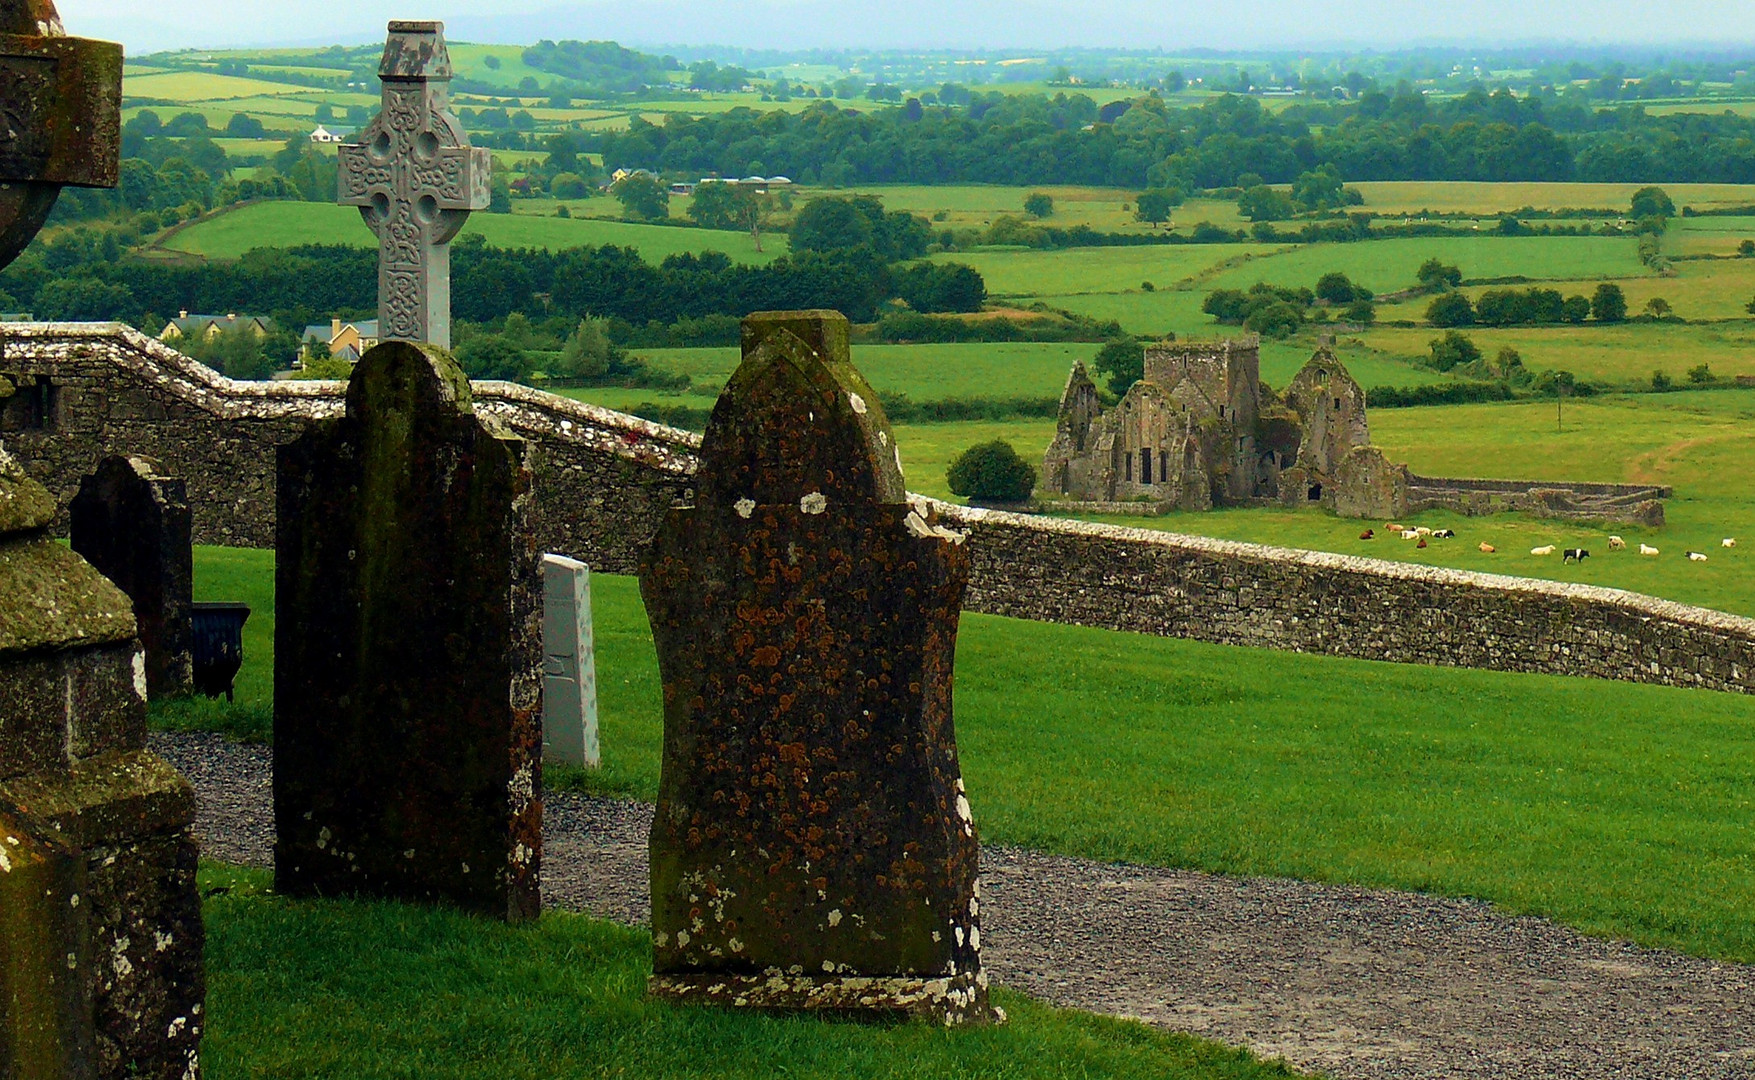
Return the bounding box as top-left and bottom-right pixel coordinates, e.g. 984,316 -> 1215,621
1159,449 -> 1167,479
1125,452 -> 1132,481
1140,448 -> 1152,485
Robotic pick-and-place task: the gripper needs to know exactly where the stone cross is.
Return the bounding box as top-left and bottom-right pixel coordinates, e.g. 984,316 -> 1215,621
70,455 -> 194,700
541,554 -> 600,768
0,0 -> 121,268
274,340 -> 542,922
639,310 -> 998,1025
338,20 -> 490,350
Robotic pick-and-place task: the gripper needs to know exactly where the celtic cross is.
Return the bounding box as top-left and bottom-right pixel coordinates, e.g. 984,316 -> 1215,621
339,21 -> 490,350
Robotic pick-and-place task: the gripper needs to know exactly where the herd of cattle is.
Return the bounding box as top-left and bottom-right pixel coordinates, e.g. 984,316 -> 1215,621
1358,526 -> 1737,565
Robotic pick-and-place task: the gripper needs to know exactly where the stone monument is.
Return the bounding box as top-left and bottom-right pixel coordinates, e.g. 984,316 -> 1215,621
1,3 -> 205,1077
0,449 -> 205,1079
69,456 -> 194,699
337,20 -> 491,350
640,311 -> 998,1025
541,553 -> 599,768
274,340 -> 542,921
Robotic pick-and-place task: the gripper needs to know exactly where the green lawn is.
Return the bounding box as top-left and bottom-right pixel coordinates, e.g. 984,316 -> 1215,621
200,865 -> 1299,1079
161,201 -> 787,264
168,549 -> 1755,966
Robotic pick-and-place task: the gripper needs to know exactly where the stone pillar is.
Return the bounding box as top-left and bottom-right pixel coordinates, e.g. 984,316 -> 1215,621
273,341 -> 543,922
0,448 -> 204,1080
541,554 -> 599,769
69,456 -> 194,699
640,311 -> 998,1025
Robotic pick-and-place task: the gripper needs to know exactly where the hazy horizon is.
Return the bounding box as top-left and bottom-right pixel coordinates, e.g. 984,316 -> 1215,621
54,0 -> 1755,59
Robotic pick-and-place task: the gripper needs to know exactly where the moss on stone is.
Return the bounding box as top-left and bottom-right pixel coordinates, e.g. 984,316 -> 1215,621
0,537 -> 136,654
0,751 -> 193,849
0,451 -> 56,536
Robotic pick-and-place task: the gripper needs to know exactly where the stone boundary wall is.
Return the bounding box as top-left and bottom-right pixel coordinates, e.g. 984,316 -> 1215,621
1407,474 -> 1671,500
0,323 -> 696,569
4,324 -> 1752,696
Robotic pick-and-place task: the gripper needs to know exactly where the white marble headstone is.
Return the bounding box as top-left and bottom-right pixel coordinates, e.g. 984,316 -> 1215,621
541,553 -> 600,768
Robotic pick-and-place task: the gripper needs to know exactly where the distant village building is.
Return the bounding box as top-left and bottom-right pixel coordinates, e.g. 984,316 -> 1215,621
1041,338 -> 1371,512
300,318 -> 380,363
308,125 -> 344,144
159,311 -> 273,343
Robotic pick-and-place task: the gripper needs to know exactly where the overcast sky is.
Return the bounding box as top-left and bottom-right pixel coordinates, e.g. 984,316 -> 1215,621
54,0 -> 1755,57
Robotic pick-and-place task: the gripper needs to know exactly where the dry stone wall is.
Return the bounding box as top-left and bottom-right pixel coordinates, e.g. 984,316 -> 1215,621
5,323 -> 1754,697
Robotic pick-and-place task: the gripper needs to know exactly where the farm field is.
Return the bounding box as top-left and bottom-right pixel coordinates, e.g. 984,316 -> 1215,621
1360,321 -> 1755,383
160,200 -> 787,263
168,550 -> 1755,965
1350,180 -> 1755,215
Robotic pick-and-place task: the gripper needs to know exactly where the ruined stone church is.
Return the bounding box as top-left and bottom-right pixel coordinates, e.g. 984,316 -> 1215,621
1041,337 -> 1372,511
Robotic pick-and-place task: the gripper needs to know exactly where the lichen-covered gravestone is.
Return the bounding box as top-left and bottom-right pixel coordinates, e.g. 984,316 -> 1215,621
640,310 -> 998,1025
69,456 -> 194,699
274,341 -> 543,921
0,448 -> 204,1080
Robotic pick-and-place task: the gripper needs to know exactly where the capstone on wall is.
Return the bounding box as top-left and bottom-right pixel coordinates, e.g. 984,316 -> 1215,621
4,323 -> 1752,698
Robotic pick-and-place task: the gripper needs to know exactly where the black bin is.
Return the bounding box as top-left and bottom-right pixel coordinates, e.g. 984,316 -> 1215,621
191,602 -> 251,701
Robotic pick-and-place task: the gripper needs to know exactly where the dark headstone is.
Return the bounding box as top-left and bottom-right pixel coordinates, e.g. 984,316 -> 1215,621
70,456 -> 194,699
640,311 -> 998,1025
273,340 -> 542,921
0,447 -> 205,1080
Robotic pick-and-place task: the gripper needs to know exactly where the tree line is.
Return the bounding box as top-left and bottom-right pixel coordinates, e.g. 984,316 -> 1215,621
592,88 -> 1755,189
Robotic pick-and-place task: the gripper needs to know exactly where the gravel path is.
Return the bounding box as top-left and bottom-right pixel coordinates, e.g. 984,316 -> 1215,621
153,732 -> 1755,1080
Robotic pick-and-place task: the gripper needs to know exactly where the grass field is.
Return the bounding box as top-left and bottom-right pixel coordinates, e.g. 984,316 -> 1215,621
1351,181 -> 1755,215
168,550 -> 1755,966
161,201 -> 787,263
200,865 -> 1299,1080
126,70 -> 315,99
1360,321 -> 1755,383
934,243 -> 1283,297
629,341 -> 1097,399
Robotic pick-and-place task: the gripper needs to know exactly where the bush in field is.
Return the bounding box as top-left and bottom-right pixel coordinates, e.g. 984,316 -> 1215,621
1243,300 -> 1303,338
1237,184 -> 1297,222
1651,369 -> 1674,392
1561,295 -> 1592,324
1315,272 -> 1358,303
1426,291 -> 1474,327
1343,299 -> 1376,326
1592,283 -> 1627,322
1688,363 -> 1714,385
1023,192 -> 1054,218
1416,258 -> 1462,291
1629,186 -> 1676,220
947,440 -> 1038,503
1427,330 -> 1482,372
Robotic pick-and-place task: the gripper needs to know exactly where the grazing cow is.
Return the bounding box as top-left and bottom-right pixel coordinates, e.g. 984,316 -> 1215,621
1414,526 -> 1433,536
1359,529 -> 1375,540
1479,543 -> 1496,553
1724,538 -> 1738,548
1417,537 -> 1428,549
1531,545 -> 1556,556
1563,549 -> 1589,563
1689,551 -> 1709,562
1402,530 -> 1420,540
1433,529 -> 1456,539
1607,536 -> 1626,550
1387,523 -> 1406,532
1640,544 -> 1660,556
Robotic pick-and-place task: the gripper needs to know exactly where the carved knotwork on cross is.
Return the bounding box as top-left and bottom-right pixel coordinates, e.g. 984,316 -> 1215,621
339,21 -> 491,350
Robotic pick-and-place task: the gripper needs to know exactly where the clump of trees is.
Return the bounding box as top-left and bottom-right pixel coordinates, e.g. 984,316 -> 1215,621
1201,283 -> 1314,338
1236,166 -> 1364,222
947,440 -> 1038,504
1427,282 -> 1626,327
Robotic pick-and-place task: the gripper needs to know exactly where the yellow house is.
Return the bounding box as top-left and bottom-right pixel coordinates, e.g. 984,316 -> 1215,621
159,311 -> 273,342
300,318 -> 380,363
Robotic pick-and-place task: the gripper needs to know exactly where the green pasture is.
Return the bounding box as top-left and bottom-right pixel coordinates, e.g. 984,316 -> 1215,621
161,201 -> 786,263
1361,322 -> 1755,384
200,866 -> 1297,1080
169,549 -> 1755,966
1205,235 -> 1645,294
1350,181 -> 1755,215
933,243 -> 1282,297
628,341 -> 1097,399
125,70 -> 313,100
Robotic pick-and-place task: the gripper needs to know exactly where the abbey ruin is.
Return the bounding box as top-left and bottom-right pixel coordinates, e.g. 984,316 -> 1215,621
1040,337 -> 1667,526
1042,337 -> 1379,514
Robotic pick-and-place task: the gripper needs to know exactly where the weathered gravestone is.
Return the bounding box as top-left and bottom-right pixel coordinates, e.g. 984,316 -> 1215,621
640,311 -> 998,1025
0,447 -> 204,1080
337,20 -> 490,351
541,554 -> 599,768
274,340 -> 543,921
69,456 -> 194,700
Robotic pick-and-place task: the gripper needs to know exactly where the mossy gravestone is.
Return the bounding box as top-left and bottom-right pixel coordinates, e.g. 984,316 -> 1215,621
70,456 -> 194,700
0,447 -> 204,1080
274,341 -> 542,921
640,311 -> 998,1025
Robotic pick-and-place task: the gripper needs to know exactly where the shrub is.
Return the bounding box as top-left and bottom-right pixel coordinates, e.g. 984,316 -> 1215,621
1645,297 -> 1673,318
1237,184 -> 1297,222
1090,338 -> 1145,397
1416,258 -> 1462,291
1426,291 -> 1474,327
1427,330 -> 1482,372
1741,239 -> 1755,257
1651,370 -> 1673,392
1561,295 -> 1591,324
1315,272 -> 1356,304
1343,299 -> 1376,326
1141,280 -> 1155,292
947,440 -> 1038,503
1242,300 -> 1302,338
1366,381 -> 1514,408
1591,283 -> 1627,322
1023,192 -> 1054,218
1630,186 -> 1676,220
1688,363 -> 1714,385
